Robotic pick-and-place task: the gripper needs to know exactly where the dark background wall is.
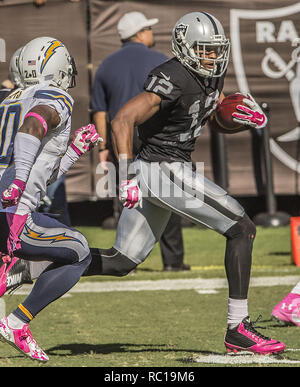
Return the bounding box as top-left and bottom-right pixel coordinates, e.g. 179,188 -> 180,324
0,0 -> 299,222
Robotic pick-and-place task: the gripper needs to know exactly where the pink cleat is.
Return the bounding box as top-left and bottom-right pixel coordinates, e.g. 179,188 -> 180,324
271,293 -> 300,327
224,316 -> 285,355
0,317 -> 49,362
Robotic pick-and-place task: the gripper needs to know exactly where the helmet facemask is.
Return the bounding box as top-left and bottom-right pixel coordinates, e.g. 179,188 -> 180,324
68,56 -> 77,89
190,38 -> 230,77
56,55 -> 77,91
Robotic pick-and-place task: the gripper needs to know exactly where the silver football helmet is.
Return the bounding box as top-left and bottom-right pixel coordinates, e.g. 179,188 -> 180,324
172,12 -> 230,78
18,36 -> 77,91
9,47 -> 23,88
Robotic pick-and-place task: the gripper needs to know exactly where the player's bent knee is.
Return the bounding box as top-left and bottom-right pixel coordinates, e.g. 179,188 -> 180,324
84,247 -> 137,277
224,214 -> 256,240
76,235 -> 91,262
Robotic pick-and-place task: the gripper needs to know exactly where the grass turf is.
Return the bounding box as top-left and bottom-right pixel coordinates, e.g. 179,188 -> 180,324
1,225 -> 300,367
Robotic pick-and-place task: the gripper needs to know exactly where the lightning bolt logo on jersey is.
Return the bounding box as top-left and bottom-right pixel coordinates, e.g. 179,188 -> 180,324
23,223 -> 84,246
17,212 -> 90,260
40,40 -> 64,74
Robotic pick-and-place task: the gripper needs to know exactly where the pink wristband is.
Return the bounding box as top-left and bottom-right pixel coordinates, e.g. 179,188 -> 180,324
24,112 -> 48,135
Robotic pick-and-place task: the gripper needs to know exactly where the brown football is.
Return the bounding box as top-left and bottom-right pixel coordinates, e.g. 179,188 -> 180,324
215,93 -> 248,133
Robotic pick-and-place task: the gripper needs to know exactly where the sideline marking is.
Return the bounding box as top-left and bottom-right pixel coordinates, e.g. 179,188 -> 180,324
195,289 -> 219,294
0,299 -> 5,319
10,275 -> 300,295
191,265 -> 286,271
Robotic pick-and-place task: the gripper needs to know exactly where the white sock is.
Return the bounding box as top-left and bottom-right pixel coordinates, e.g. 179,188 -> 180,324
227,298 -> 248,329
7,313 -> 26,330
291,281 -> 300,295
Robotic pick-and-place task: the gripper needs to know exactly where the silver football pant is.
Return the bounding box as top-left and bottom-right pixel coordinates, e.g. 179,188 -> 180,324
114,158 -> 245,264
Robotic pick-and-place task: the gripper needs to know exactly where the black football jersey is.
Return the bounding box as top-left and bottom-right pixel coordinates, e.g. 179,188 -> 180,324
138,57 -> 225,162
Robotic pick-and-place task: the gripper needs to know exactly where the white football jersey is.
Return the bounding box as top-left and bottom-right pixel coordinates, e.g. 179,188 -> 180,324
0,82 -> 74,215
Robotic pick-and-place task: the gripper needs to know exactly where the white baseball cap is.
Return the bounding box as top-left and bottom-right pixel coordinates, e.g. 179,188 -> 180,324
117,11 -> 159,40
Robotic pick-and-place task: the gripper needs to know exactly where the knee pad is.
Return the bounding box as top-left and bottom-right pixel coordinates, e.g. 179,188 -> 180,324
78,239 -> 91,263
224,214 -> 256,241
84,247 -> 137,277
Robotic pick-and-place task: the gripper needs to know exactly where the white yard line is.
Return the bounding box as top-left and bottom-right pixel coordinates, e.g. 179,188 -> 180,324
11,275 -> 300,295
191,353 -> 300,365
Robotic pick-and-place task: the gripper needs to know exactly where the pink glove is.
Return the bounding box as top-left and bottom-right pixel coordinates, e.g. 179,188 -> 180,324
119,179 -> 142,209
6,213 -> 28,256
232,93 -> 267,129
70,124 -> 102,156
1,179 -> 26,208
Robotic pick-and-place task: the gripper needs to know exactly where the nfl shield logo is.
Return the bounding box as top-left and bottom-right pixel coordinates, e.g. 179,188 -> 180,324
230,3 -> 300,174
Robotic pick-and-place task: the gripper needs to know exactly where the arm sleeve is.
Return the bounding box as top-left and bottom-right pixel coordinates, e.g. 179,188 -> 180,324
46,144 -> 80,185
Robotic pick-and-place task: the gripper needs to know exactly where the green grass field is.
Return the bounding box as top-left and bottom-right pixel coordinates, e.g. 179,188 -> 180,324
1,224 -> 300,368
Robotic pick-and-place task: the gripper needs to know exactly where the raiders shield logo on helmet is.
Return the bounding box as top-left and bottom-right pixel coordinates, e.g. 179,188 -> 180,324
174,23 -> 188,43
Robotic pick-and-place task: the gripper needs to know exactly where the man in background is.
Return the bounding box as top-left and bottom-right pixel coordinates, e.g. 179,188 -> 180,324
91,11 -> 189,271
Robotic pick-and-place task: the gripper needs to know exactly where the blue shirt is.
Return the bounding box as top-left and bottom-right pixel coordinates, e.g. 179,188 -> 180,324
91,42 -> 168,120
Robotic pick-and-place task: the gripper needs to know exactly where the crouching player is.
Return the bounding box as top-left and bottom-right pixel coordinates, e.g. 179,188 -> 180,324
0,37 -> 101,362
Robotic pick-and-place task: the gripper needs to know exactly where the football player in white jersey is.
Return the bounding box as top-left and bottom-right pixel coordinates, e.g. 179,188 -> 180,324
0,37 -> 101,362
0,47 -> 37,294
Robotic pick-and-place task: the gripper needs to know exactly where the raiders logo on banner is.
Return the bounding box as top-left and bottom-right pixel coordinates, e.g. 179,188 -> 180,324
230,2 -> 300,174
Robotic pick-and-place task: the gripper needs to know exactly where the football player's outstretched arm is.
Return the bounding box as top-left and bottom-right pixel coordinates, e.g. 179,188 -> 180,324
111,91 -> 161,161
111,91 -> 161,210
16,104 -> 99,182
51,123 -> 101,183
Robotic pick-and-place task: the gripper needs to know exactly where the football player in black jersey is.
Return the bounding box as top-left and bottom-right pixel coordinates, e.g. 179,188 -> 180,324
83,12 -> 286,355
86,12 -> 286,355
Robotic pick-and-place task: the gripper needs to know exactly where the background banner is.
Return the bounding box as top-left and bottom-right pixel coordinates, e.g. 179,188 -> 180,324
1,0 -> 300,201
